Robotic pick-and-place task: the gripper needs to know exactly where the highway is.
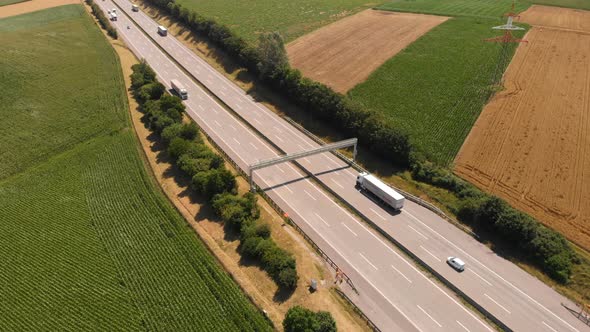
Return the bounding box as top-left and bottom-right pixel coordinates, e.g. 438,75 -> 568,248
98,1 -> 589,331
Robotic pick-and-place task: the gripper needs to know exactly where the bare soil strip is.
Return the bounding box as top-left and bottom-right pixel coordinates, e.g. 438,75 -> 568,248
286,10 -> 448,93
519,5 -> 590,33
0,0 -> 79,18
455,23 -> 590,250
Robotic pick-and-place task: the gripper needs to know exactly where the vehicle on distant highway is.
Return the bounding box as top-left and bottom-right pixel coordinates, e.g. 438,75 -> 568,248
111,12 -> 117,21
171,79 -> 188,100
157,25 -> 167,36
447,257 -> 465,272
356,172 -> 404,210
132,4 -> 139,12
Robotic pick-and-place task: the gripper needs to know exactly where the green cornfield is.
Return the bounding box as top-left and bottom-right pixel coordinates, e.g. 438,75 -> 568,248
0,5 -> 271,331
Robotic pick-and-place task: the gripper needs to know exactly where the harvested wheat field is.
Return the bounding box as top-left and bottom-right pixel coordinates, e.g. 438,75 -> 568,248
520,5 -> 590,32
0,0 -> 79,18
286,10 -> 448,93
455,26 -> 590,250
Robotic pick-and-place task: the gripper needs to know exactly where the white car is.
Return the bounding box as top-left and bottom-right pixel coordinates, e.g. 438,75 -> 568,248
447,257 -> 465,272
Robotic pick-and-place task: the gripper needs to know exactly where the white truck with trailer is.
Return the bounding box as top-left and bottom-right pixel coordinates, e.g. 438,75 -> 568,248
171,79 -> 188,100
356,172 -> 405,210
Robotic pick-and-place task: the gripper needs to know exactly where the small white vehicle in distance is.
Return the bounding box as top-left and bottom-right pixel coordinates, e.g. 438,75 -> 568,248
132,4 -> 139,12
447,257 -> 465,272
157,25 -> 168,36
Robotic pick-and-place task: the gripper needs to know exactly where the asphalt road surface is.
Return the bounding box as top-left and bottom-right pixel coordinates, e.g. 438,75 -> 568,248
98,1 -> 589,331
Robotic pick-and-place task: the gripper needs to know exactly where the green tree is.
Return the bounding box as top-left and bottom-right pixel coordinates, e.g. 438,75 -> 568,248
256,32 -> 289,78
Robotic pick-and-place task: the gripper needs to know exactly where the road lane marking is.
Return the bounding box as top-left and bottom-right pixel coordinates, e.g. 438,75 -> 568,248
283,185 -> 293,194
229,125 -> 236,131
214,120 -> 221,127
304,190 -> 316,201
403,208 -> 577,331
344,260 -> 424,332
332,179 -> 344,189
420,246 -> 441,262
276,165 -> 285,173
484,294 -> 511,314
235,103 -> 241,110
342,223 -> 357,236
275,135 -> 284,142
469,269 -> 492,286
417,305 -> 442,327
297,144 -> 305,150
408,225 -> 428,240
390,265 -> 412,283
254,118 -> 262,125
457,320 -> 470,332
249,142 -> 258,150
314,213 -> 330,227
198,104 -> 204,111
232,138 -> 241,145
359,253 -> 378,270
369,208 -> 386,220
542,322 -> 558,332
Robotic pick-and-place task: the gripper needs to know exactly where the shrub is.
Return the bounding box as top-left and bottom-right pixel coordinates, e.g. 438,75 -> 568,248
168,137 -> 193,160
131,60 -> 156,88
283,306 -> 337,332
138,82 -> 166,102
191,169 -> 236,198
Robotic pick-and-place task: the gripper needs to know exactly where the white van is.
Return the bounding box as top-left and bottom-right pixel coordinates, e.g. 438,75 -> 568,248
447,257 -> 465,272
157,25 -> 167,36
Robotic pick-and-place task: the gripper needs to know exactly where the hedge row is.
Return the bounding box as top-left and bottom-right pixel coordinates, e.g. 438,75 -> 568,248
212,193 -> 298,289
138,0 -> 575,284
412,160 -> 577,283
86,0 -> 118,39
141,0 -> 412,167
130,61 -> 298,289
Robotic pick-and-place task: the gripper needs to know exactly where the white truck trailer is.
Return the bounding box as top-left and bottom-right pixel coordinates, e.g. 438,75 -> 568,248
171,79 -> 188,100
356,172 -> 405,210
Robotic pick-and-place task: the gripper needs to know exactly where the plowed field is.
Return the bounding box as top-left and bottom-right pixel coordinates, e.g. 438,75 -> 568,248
286,10 -> 448,93
455,24 -> 590,250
